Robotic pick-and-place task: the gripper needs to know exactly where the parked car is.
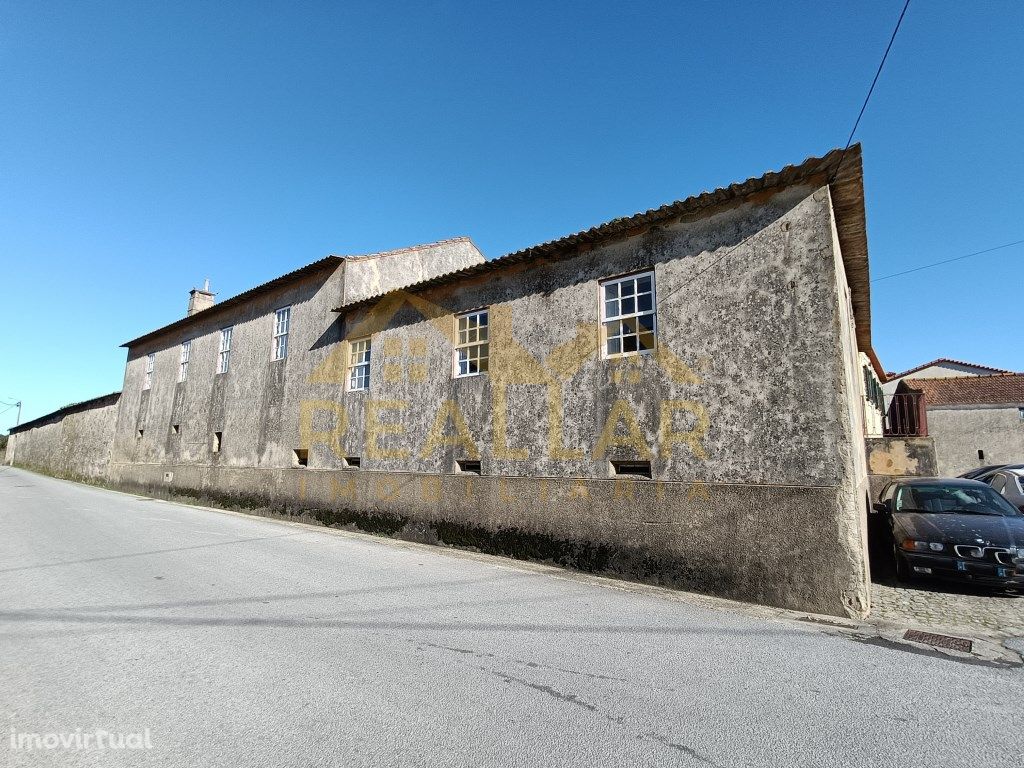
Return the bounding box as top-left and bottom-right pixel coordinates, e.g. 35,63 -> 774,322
873,478 -> 1024,588
977,467 -> 1024,512
959,464 -> 1007,480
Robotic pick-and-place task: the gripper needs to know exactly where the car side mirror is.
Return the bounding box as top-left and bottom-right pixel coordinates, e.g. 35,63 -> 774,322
872,501 -> 890,514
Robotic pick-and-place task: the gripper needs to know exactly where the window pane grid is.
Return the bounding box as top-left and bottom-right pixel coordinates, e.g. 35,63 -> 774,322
347,338 -> 371,391
273,307 -> 290,360
455,310 -> 489,377
601,273 -> 656,358
179,340 -> 191,382
217,327 -> 232,374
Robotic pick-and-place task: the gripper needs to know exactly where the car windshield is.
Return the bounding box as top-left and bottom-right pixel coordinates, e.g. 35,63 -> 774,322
893,483 -> 1021,517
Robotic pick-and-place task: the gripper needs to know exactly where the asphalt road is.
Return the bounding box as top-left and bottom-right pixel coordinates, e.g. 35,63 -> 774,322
1,467 -> 1020,767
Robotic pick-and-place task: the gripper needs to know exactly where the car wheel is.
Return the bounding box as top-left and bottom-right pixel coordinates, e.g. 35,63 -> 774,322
893,546 -> 911,582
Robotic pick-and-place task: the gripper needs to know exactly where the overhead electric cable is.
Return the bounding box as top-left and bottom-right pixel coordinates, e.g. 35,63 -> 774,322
830,0 -> 912,182
873,238 -> 1024,282
660,1 -> 912,304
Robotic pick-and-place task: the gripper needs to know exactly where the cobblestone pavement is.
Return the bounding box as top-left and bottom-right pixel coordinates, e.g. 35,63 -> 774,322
871,578 -> 1024,635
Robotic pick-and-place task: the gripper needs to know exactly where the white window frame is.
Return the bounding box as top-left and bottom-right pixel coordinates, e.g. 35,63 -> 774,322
143,353 -> 155,390
600,271 -> 657,359
217,327 -> 233,374
272,307 -> 291,361
179,339 -> 191,382
346,337 -> 372,391
454,309 -> 489,378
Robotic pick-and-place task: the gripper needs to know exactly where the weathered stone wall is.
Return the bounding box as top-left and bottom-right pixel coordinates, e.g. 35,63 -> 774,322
865,436 -> 938,501
927,406 -> 1024,476
107,464 -> 859,614
342,238 -> 485,304
5,394 -> 120,481
105,183 -> 873,618
111,243 -> 486,475
111,265 -> 348,472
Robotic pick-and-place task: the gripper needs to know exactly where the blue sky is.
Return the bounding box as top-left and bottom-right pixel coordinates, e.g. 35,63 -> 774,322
1,1 -> 1022,429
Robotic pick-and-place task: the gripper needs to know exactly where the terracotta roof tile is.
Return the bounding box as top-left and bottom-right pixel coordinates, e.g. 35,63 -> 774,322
902,374 -> 1024,406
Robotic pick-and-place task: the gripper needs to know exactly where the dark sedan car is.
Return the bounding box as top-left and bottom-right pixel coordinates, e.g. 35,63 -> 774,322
958,464 -> 1007,480
873,478 -> 1024,588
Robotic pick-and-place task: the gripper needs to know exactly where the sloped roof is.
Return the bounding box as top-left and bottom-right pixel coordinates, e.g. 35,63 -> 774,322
889,358 -> 1014,379
901,374 -> 1024,406
8,392 -> 121,435
121,256 -> 343,348
335,145 -> 872,351
120,236 -> 483,349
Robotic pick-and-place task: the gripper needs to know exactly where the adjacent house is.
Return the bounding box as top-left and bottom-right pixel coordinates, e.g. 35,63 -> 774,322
882,358 -> 1013,400
895,374 -> 1024,476
5,145 -> 886,618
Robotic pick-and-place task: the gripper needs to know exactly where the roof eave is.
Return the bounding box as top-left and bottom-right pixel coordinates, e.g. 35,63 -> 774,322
120,256 -> 343,349
333,146 -> 873,350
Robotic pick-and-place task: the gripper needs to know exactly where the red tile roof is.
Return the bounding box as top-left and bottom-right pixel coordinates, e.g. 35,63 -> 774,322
901,374 -> 1024,406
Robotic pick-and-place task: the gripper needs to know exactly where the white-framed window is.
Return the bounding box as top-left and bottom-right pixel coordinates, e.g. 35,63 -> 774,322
272,306 -> 291,361
347,337 -> 371,391
601,271 -> 656,358
179,339 -> 191,382
143,352 -> 155,390
454,309 -> 489,377
217,327 -> 233,374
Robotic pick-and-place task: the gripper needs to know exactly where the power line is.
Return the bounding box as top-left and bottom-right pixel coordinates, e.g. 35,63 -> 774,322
659,3 -> 913,304
872,238 -> 1024,282
830,0 -> 912,183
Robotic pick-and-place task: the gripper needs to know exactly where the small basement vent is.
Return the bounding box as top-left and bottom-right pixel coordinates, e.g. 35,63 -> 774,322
293,449 -> 308,467
344,456 -> 361,469
456,459 -> 481,474
611,460 -> 652,479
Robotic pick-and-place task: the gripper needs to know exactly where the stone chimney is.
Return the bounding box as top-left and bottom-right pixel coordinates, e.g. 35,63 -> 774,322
187,279 -> 215,316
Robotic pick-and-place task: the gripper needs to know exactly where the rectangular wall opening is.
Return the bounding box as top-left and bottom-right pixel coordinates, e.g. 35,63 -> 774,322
343,456 -> 361,469
611,460 -> 652,479
293,449 -> 308,467
171,424 -> 180,435
212,431 -> 222,454
136,429 -> 144,439
456,459 -> 482,475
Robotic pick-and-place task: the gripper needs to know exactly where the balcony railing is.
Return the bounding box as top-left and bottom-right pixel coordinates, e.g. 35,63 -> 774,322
883,392 -> 928,437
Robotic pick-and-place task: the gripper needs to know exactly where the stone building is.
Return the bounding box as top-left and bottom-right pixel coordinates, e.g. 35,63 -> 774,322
5,145 -> 886,618
5,392 -> 121,481
895,374 -> 1024,476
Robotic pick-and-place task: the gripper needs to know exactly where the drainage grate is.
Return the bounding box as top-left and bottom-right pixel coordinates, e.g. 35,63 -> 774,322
903,629 -> 972,654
